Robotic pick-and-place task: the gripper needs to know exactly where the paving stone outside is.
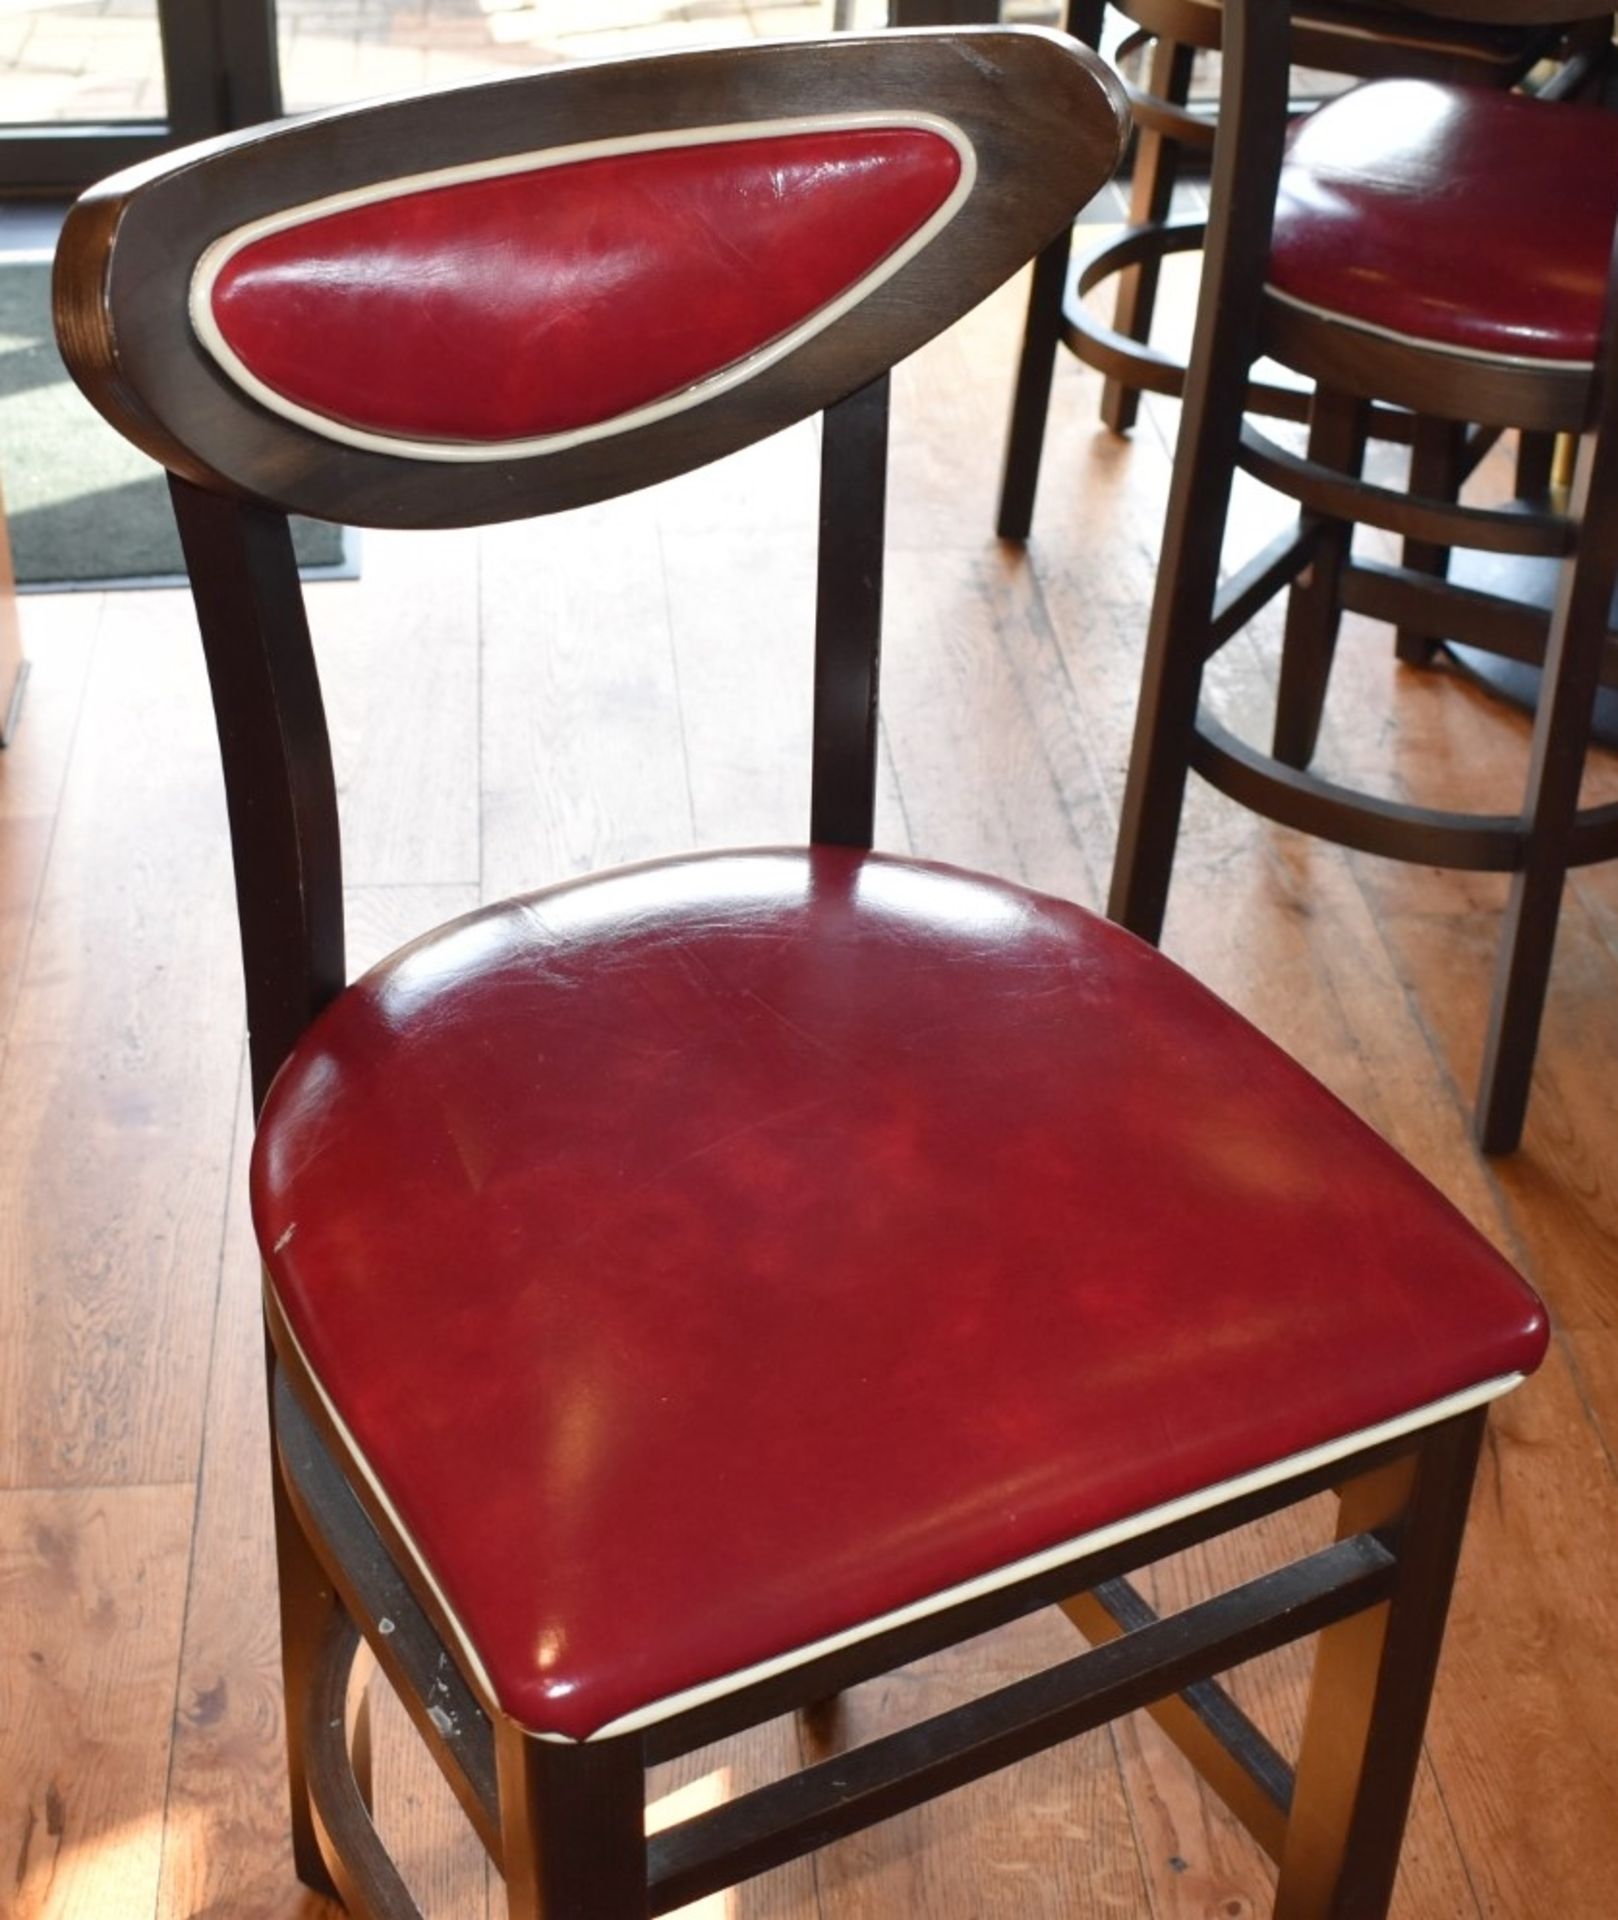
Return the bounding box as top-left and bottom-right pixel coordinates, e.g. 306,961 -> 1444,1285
4,1 -> 1061,121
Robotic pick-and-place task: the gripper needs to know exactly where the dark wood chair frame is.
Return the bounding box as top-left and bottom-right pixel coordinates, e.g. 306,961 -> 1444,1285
1106,0 -> 1618,1155
57,28 -> 1493,1917
994,0 -> 1609,537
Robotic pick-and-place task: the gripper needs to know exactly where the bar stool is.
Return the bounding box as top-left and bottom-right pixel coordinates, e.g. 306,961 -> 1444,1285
1109,0 -> 1618,1152
996,0 -> 1606,537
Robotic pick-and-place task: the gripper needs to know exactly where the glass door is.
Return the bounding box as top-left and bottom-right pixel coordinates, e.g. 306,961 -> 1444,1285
0,0 -> 279,193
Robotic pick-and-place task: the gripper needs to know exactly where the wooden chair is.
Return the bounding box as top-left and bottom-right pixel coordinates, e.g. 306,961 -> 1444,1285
996,0 -> 1606,535
1108,0 -> 1618,1154
55,27 -> 1549,1917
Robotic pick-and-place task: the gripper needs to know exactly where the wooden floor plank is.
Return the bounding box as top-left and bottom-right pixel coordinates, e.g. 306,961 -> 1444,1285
3,1484 -> 194,1920
799,1614 -> 1152,1920
660,429 -> 821,853
0,587 -> 241,1491
0,590 -> 99,1049
156,886 -> 482,1920
479,495 -> 692,902
313,528 -> 483,891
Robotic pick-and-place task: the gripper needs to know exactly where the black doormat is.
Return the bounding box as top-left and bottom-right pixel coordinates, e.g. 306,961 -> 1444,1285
0,257 -> 353,590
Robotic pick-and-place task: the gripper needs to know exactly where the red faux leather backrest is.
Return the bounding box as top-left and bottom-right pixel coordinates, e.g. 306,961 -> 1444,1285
200,124 -> 966,454
55,30 -> 1127,528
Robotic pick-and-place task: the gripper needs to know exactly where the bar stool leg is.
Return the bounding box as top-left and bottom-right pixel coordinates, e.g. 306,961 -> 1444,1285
996,227 -> 1075,540
1273,391 -> 1370,766
1110,0 -> 1291,940
1514,428 -> 1556,505
1102,35 -> 1196,437
1476,422 -> 1618,1152
994,0 -> 1112,539
1394,415 -> 1468,669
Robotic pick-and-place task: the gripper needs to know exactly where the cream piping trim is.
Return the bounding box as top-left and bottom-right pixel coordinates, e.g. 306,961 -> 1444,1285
190,112 -> 977,465
269,1285 -> 500,1709
1265,282 -> 1595,374
271,1287 -> 1522,1744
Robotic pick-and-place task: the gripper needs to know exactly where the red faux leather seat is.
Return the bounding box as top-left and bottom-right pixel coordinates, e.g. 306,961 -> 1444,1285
256,845 -> 1545,1741
1270,78 -> 1618,363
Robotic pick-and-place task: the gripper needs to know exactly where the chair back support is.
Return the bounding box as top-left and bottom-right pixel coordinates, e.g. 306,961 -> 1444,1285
55,29 -> 1127,529
52,28 -> 1128,1108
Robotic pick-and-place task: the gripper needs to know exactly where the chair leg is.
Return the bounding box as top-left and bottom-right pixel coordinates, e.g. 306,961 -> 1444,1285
1272,391 -> 1369,767
496,1724 -> 648,1919
269,1435 -> 347,1901
996,225 -> 1075,541
1394,415 -> 1468,669
1101,35 -> 1197,438
1273,1411 -> 1485,1919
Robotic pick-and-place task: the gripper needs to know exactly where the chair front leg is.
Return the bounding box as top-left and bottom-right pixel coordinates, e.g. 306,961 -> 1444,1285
1273,1410 -> 1485,1919
496,1722 -> 648,1919
269,1370 -> 347,1901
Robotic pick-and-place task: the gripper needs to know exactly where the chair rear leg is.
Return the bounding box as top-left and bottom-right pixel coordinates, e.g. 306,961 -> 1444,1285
269,1435 -> 347,1901
1394,415 -> 1468,669
1272,390 -> 1369,766
1102,34 -> 1197,437
496,1725 -> 648,1919
1273,1410 -> 1485,1919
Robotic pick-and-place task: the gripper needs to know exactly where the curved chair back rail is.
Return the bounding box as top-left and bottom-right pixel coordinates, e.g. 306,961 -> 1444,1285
54,27 -> 1127,530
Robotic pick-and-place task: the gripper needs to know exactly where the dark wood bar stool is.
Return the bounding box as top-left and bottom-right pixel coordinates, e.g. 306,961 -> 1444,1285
56,26 -> 1549,1916
996,0 -> 1606,536
1109,0 -> 1618,1154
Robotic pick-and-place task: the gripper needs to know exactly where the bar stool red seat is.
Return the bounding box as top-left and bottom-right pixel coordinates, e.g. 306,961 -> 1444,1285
995,0 -> 1607,538
1267,79 -> 1618,365
56,24 -> 1551,1917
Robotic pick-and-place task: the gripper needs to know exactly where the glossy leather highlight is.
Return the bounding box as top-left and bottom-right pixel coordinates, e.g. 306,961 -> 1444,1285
252,847 -> 1548,1739
206,128 -> 962,444
1270,79 -> 1618,363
